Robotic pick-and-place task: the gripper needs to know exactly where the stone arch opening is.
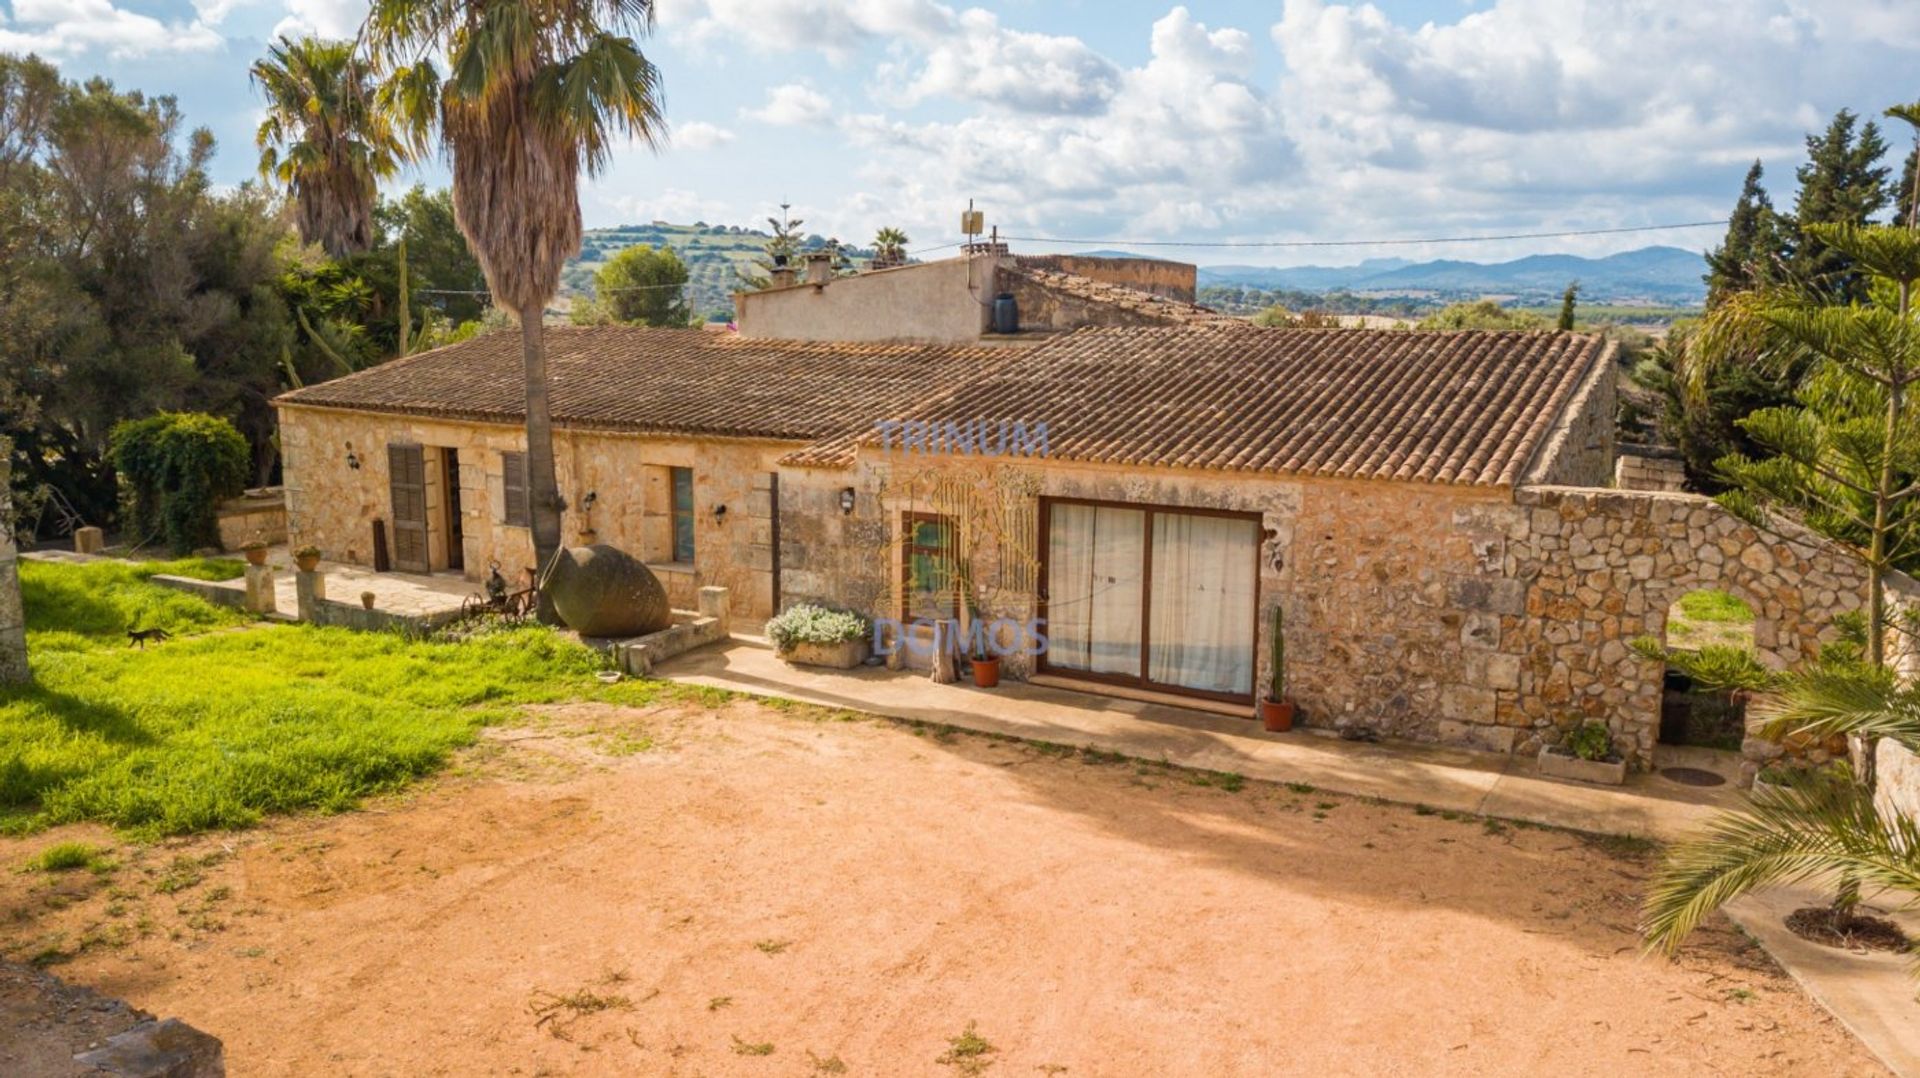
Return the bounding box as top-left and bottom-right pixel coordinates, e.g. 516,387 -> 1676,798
1656,587 -> 1759,751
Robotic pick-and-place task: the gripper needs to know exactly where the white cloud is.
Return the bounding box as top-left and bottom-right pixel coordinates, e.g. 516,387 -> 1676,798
666,0 -> 1117,115
673,120 -> 736,149
272,0 -> 366,41
745,83 -> 834,126
0,0 -> 225,58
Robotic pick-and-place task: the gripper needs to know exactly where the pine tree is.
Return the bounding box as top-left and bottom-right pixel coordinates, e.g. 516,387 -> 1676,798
1704,161 -> 1785,305
1556,280 -> 1579,331
1886,102 -> 1920,229
1785,110 -> 1892,301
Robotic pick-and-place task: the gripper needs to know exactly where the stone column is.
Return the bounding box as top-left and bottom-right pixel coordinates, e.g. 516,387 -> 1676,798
243,565 -> 278,616
294,569 -> 326,622
0,439 -> 27,683
697,585 -> 731,638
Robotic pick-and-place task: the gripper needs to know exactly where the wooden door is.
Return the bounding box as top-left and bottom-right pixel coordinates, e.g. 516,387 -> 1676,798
388,444 -> 429,573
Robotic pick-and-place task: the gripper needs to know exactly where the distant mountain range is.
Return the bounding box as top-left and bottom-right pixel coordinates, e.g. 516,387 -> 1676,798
1197,246 -> 1706,305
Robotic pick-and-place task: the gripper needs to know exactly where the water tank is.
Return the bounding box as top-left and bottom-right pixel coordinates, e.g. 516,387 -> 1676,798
991,293 -> 1019,334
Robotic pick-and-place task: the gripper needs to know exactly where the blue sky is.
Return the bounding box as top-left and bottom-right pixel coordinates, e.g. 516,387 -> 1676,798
5,1 -> 1916,266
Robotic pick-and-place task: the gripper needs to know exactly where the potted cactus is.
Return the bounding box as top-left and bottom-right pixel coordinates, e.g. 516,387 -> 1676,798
1259,606 -> 1295,731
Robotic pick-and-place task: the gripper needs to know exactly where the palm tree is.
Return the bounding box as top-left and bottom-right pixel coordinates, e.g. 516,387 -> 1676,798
872,226 -> 908,269
251,36 -> 406,257
367,0 -> 665,608
1643,669 -> 1920,965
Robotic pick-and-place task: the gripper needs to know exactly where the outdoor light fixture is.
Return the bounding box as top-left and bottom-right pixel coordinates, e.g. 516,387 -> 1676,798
839,487 -> 856,514
714,504 -> 728,520
582,490 -> 598,509
345,443 -> 360,471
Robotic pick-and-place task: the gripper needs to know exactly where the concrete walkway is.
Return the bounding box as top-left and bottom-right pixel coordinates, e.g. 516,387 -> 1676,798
659,636 -> 1742,842
659,638 -> 1920,1076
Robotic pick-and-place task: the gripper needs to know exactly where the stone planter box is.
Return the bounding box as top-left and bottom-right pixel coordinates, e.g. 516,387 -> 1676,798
1538,746 -> 1627,786
778,639 -> 870,670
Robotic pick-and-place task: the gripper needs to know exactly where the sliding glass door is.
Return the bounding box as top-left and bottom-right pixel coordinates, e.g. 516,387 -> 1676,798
1041,499 -> 1260,703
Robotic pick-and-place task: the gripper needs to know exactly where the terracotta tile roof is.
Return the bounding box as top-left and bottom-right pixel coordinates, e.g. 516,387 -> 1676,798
275,326 -> 1014,441
782,324 -> 1614,487
1003,265 -> 1228,325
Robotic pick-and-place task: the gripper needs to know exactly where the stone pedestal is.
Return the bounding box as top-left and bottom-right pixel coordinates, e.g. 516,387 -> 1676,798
72,525 -> 104,554
929,618 -> 959,684
243,566 -> 278,615
294,569 -> 326,622
697,585 -> 732,638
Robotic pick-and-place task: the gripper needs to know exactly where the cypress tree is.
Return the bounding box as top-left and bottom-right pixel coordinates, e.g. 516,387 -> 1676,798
1785,110 -> 1892,301
1704,161 -> 1783,305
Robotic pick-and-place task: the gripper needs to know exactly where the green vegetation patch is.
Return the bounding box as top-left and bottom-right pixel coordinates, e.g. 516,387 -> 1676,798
2,560 -> 670,836
1675,588 -> 1755,624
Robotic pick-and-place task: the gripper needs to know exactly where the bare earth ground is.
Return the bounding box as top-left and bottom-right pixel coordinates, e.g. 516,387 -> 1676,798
0,700 -> 1889,1077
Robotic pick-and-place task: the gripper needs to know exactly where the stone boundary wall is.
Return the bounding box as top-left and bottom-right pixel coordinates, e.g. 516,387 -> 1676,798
214,488 -> 288,551
1522,344 -> 1617,489
149,574 -> 250,611
0,438 -> 28,683
1490,486 -> 1914,766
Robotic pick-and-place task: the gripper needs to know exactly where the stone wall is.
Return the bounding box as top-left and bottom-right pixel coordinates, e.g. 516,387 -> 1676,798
1614,450 -> 1689,493
0,438 -> 26,683
1495,486 -> 1903,765
213,488 -> 288,551
735,256 -> 993,344
277,406 -> 787,620
1523,349 -> 1617,488
782,451 -> 1897,769
1012,255 -> 1197,301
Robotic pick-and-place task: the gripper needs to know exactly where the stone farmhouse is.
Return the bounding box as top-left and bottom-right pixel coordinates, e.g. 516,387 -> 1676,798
275,249 -> 1887,769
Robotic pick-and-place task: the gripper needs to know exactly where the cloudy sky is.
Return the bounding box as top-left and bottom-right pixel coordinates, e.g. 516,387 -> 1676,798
4,0 -> 1916,266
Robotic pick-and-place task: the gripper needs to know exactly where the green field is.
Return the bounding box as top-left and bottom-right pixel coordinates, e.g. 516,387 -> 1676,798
564,222 -> 876,321
0,558 -> 682,836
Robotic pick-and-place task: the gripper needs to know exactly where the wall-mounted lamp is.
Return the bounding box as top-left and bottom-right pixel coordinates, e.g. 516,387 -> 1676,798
839,487 -> 856,515
345,442 -> 361,471
582,490 -> 598,510
713,504 -> 728,520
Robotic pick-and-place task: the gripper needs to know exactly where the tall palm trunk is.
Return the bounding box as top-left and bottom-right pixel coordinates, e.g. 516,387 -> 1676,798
520,313 -> 564,620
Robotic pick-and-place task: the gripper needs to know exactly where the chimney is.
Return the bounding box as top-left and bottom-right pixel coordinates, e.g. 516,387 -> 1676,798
769,252 -> 795,288
805,251 -> 834,286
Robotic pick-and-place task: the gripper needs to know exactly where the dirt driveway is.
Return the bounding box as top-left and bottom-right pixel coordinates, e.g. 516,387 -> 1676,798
0,700 -> 1887,1076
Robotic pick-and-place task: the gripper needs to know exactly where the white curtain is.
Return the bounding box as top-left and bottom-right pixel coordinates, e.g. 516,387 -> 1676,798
1148,514 -> 1257,695
1046,504 -> 1144,676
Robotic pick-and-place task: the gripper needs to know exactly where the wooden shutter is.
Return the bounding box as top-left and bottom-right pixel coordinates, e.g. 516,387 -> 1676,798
388,444 -> 429,573
502,451 -> 530,527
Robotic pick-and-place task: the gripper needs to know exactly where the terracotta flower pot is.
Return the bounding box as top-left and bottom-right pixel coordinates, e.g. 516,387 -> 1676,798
360,592 -> 377,610
295,553 -> 321,573
1259,697 -> 1295,732
243,547 -> 268,567
971,656 -> 1001,688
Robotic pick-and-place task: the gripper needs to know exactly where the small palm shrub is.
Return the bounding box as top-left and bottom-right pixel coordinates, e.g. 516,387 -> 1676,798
1565,720 -> 1615,762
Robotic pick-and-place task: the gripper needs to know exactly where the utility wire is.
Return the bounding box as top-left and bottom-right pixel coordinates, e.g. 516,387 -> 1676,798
997,220 -> 1728,250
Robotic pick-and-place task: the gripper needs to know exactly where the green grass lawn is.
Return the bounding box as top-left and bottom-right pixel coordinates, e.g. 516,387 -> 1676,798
1,558 -> 678,837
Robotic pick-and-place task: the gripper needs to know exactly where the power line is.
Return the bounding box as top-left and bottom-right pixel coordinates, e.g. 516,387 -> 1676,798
998,220 -> 1729,250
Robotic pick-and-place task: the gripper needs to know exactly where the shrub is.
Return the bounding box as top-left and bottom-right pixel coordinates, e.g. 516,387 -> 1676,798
766,603 -> 867,652
109,413 -> 250,554
1566,720 -> 1615,762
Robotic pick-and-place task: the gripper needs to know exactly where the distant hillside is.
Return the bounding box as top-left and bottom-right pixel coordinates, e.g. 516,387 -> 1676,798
564,222 -> 872,319
1198,246 -> 1705,305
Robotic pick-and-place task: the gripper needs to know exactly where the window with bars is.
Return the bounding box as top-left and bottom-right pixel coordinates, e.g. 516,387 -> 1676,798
670,466 -> 695,564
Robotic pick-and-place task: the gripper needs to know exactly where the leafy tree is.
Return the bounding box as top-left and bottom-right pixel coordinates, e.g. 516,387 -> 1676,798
1705,161 -> 1787,305
572,243 -> 689,326
372,0 -> 667,615
1556,280 -> 1579,331
1785,110 -> 1892,302
375,185 -> 488,326
109,412 -> 251,553
1413,299 -> 1544,331
251,37 -> 407,257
